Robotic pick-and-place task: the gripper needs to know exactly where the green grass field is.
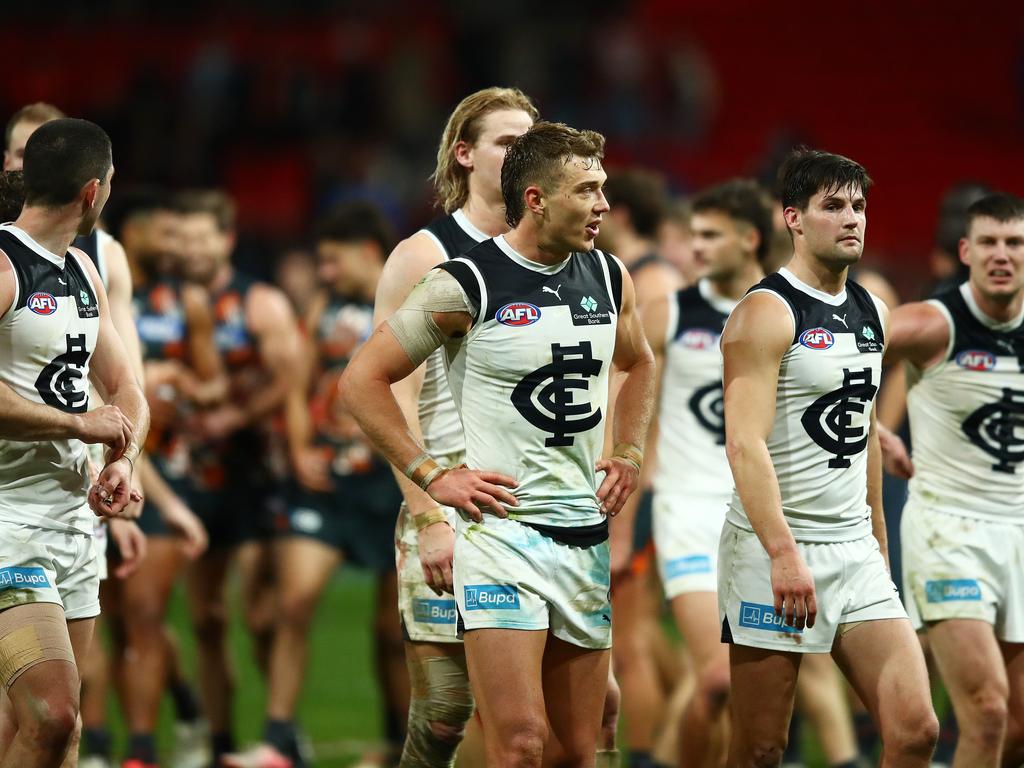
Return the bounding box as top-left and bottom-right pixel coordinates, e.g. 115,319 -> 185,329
94,569 -> 943,767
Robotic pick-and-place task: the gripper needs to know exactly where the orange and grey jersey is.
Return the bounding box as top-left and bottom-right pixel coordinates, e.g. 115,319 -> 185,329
0,224 -> 100,533
415,209 -> 486,459
726,268 -> 884,543
654,279 -> 737,499
907,282 -> 1024,522
438,235 -> 621,532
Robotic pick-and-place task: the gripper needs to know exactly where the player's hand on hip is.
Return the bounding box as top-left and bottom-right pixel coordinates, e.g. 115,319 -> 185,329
770,549 -> 817,631
426,467 -> 518,522
109,518 -> 148,578
879,426 -> 914,479
89,457 -> 137,519
76,405 -> 133,455
594,457 -> 640,517
418,520 -> 455,595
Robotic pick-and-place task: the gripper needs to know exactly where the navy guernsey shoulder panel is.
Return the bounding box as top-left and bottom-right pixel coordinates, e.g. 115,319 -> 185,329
423,214 -> 480,261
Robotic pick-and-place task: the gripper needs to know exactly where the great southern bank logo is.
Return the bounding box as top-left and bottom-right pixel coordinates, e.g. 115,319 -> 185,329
0,566 -> 51,589
464,584 -> 520,611
800,328 -> 835,350
496,302 -> 541,327
412,598 -> 457,625
925,579 -> 982,603
738,601 -> 802,634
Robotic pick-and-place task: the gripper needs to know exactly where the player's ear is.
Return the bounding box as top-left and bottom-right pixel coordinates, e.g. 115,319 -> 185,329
742,223 -> 759,257
81,178 -> 100,211
524,185 -> 545,218
958,236 -> 971,267
454,140 -> 473,171
782,206 -> 802,236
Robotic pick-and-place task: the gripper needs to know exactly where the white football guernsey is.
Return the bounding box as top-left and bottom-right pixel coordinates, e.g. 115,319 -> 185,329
907,282 -> 1024,522
0,225 -> 100,534
725,268 -> 884,543
439,235 -> 621,529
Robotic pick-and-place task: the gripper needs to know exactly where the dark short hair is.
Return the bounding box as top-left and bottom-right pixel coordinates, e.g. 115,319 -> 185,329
501,121 -> 606,229
5,102 -> 65,151
315,200 -> 395,255
105,185 -> 175,241
692,178 -> 774,263
965,193 -> 1024,235
22,118 -> 112,207
0,171 -> 25,222
934,182 -> 991,255
778,147 -> 872,211
603,169 -> 667,238
176,189 -> 236,232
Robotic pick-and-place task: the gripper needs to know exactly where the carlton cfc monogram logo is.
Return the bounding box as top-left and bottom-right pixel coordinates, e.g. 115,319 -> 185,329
961,387 -> 1024,474
511,341 -> 603,446
34,334 -> 90,413
800,367 -> 877,468
689,381 -> 725,444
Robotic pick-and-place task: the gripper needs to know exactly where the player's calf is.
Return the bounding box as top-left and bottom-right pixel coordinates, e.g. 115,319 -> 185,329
400,654 -> 474,768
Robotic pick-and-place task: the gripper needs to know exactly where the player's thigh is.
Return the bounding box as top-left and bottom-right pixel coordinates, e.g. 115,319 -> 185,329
671,590 -> 727,670
2,603 -> 79,719
541,636 -> 611,756
728,644 -> 800,746
274,536 -> 341,611
927,619 -> 1008,708
118,537 -> 184,615
831,618 -> 934,730
185,548 -> 233,617
463,628 -> 547,736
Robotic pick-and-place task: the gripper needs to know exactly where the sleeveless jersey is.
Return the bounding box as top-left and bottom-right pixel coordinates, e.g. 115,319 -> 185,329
906,282 -> 1024,522
0,224 -> 100,533
311,292 -> 381,476
440,235 -> 622,529
73,229 -> 112,291
726,268 -> 884,543
414,209 -> 485,459
654,279 -> 737,497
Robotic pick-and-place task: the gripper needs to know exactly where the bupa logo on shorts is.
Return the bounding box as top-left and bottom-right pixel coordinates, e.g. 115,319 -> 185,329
464,584 -> 520,611
289,508 -> 323,534
956,350 -> 997,372
665,554 -> 712,580
496,302 -> 541,327
925,579 -> 983,603
681,329 -> 717,351
799,328 -> 835,350
412,598 -> 457,625
738,601 -> 802,634
0,567 -> 51,590
27,292 -> 58,315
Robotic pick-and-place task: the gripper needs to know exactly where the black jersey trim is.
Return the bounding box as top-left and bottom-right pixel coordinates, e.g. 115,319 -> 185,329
600,251 -> 624,312
521,518 -> 609,547
437,261 -> 481,321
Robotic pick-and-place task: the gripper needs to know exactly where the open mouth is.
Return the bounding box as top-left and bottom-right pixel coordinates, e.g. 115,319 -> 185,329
585,222 -> 601,238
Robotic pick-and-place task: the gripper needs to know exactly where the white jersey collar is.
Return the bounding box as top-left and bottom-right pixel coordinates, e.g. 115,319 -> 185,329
0,224 -> 65,268
779,267 -> 847,306
495,235 -> 571,275
699,278 -> 740,315
452,209 -> 489,243
960,281 -> 1024,332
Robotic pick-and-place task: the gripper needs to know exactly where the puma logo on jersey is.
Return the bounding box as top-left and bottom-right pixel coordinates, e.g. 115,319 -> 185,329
57,278 -> 67,286
832,314 -> 848,328
542,285 -> 562,301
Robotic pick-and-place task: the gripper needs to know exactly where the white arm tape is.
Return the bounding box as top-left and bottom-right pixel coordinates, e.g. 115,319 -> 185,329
387,269 -> 476,367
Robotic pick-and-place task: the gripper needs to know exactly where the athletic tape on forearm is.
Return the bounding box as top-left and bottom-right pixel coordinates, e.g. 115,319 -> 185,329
612,442 -> 643,472
413,507 -> 449,532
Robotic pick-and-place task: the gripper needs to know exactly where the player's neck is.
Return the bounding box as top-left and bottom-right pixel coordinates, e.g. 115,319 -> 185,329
13,206 -> 79,259
610,232 -> 654,267
712,261 -> 764,301
461,193 -> 509,238
969,280 -> 1024,324
787,252 -> 847,295
503,227 -> 570,267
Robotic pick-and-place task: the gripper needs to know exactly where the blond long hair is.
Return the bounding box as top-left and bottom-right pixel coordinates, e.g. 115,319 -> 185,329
432,87 -> 539,213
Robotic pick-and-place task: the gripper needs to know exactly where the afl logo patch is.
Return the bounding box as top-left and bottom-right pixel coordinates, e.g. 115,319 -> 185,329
27,292 -> 58,315
681,329 -> 716,350
496,302 -> 541,327
956,350 -> 996,371
800,328 -> 834,350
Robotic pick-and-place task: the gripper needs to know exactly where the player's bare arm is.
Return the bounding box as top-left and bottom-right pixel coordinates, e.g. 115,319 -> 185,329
77,248 -> 150,518
103,236 -> 144,383
723,291 -> 817,630
596,264 -> 656,517
284,291 -> 332,492
877,301 -> 951,478
867,300 -> 891,567
179,282 -> 229,403
373,233 -> 458,592
0,249 -> 132,447
340,269 -> 518,521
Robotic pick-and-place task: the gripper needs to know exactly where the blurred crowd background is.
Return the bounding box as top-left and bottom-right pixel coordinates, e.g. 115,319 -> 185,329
3,2 -> 1023,294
